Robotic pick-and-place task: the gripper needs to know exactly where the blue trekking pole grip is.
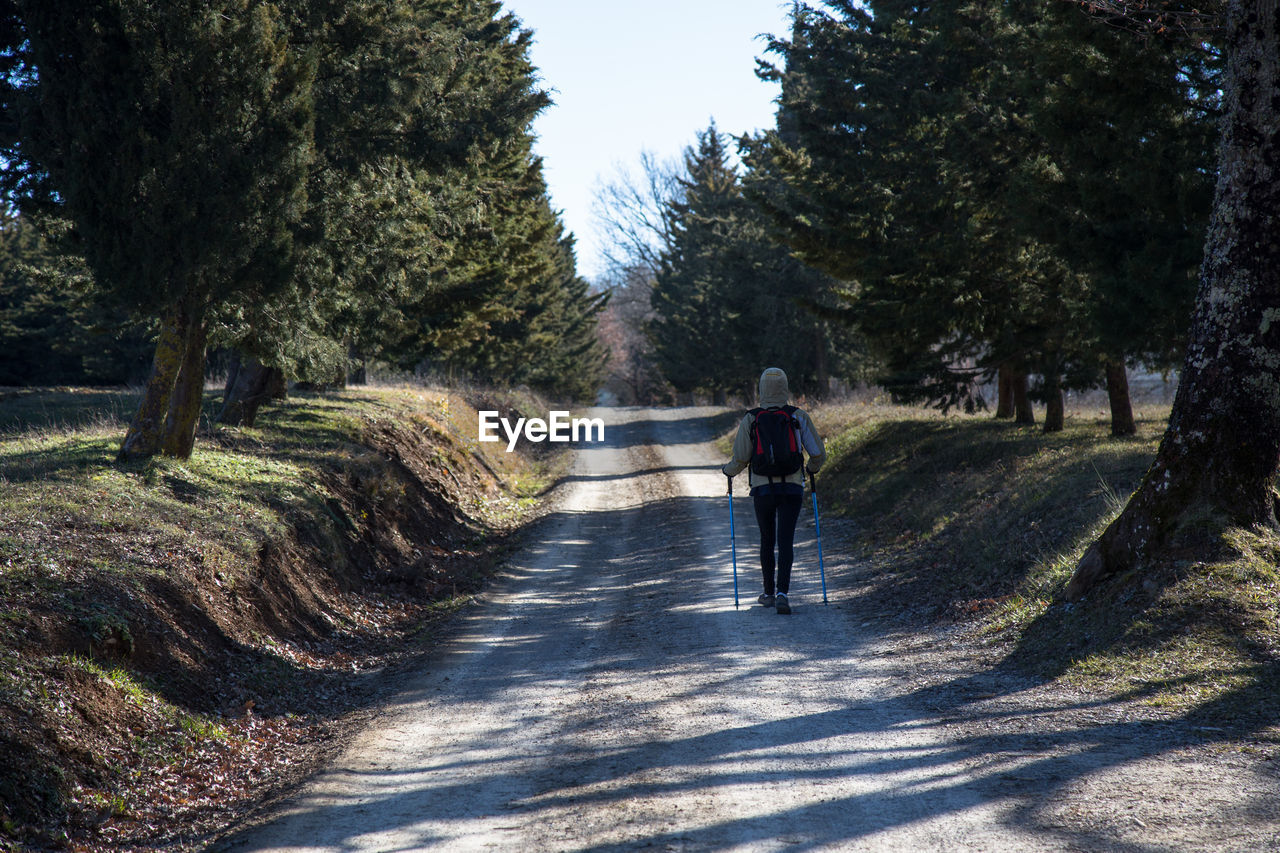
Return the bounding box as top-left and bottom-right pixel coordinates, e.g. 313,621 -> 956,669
810,471 -> 828,604
728,474 -> 739,609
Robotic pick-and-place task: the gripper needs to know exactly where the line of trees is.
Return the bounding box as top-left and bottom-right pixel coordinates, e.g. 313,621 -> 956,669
598,1 -> 1217,431
742,0 -> 1217,435
738,0 -> 1280,599
594,127 -> 866,406
0,0 -> 606,458
597,0 -> 1280,600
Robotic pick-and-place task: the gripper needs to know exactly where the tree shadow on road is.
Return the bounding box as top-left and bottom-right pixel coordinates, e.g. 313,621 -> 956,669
222,484 -> 1280,851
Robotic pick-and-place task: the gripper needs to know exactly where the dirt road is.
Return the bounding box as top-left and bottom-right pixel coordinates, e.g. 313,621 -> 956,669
230,407 -> 1279,852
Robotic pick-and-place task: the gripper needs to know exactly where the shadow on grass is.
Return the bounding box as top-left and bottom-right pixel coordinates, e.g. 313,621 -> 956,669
818,416 -> 1159,609
0,387 -> 141,433
0,435 -> 119,483
1004,557 -> 1280,734
820,411 -> 1280,737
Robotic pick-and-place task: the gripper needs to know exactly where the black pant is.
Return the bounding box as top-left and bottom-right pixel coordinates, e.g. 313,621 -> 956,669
753,493 -> 803,595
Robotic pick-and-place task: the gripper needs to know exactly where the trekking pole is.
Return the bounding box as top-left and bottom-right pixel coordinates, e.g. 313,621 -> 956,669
728,474 -> 739,609
809,471 -> 828,604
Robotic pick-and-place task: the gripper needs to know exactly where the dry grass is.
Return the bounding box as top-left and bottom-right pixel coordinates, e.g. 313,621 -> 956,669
0,382 -> 557,849
809,397 -> 1280,742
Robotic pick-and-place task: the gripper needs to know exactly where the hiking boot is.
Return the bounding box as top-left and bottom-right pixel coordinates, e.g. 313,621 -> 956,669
775,593 -> 791,615
757,593 -> 775,607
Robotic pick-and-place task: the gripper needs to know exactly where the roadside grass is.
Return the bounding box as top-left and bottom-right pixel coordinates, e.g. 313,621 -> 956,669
0,382 -> 554,848
810,400 -> 1280,741
0,387 -> 139,434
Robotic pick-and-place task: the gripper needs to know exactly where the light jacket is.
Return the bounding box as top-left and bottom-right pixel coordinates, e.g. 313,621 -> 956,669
722,367 -> 826,492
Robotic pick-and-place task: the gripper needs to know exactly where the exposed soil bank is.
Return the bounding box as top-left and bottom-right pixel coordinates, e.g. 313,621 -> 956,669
0,386 -> 550,851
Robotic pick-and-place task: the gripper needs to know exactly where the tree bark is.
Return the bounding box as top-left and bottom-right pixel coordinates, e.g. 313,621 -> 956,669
217,353 -> 278,428
119,303 -> 189,461
995,362 -> 1015,419
223,350 -> 243,404
1043,374 -> 1065,433
1105,358 -> 1137,437
266,367 -> 287,401
160,318 -> 209,459
1066,0 -> 1280,600
1012,370 -> 1035,425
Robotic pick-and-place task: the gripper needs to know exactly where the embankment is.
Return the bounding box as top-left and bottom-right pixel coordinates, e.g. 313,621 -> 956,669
810,400 -> 1280,741
0,384 -> 557,850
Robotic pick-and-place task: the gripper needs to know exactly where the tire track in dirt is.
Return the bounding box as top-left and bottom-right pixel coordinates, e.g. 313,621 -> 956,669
227,406 -> 1280,852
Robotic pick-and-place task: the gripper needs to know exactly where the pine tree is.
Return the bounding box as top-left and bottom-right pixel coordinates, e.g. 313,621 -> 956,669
1012,2 -> 1217,434
0,213 -> 152,386
1060,0 -> 1280,598
0,0 -> 315,458
650,124 -> 851,401
745,2 -> 1081,416
745,1 -> 1210,431
410,131 -> 607,400
217,0 -> 555,412
650,126 -> 746,397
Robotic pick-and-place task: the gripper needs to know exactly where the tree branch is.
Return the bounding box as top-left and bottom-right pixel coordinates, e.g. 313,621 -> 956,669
1063,1 -> 1225,38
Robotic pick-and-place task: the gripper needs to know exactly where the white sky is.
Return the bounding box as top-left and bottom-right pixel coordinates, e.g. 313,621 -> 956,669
499,0 -> 794,280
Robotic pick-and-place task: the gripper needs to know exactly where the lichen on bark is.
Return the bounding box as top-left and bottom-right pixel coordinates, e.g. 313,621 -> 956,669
1065,0 -> 1280,599
118,304 -> 190,462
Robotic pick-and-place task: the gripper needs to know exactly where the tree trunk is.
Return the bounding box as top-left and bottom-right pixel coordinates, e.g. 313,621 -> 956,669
712,388 -> 727,406
1066,0 -> 1280,600
995,362 -> 1015,419
267,367 -> 287,401
217,353 -> 277,428
160,319 -> 209,459
1043,375 -> 1065,433
1105,358 -> 1137,437
1012,370 -> 1035,425
119,304 -> 189,461
222,349 -> 243,404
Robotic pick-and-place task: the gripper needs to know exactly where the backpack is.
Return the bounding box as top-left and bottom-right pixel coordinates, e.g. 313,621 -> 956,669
748,405 -> 803,479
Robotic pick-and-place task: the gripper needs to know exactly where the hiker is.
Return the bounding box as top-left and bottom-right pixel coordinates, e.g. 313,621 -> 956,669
722,367 -> 825,614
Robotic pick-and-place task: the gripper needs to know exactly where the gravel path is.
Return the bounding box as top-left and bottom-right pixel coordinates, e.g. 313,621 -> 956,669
229,406 -> 1280,852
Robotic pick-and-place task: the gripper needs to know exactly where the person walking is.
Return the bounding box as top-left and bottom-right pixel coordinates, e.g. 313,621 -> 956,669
722,367 -> 826,614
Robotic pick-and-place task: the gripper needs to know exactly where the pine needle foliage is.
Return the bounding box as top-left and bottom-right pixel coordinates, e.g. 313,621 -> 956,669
0,0 -> 604,449
744,1 -> 1214,415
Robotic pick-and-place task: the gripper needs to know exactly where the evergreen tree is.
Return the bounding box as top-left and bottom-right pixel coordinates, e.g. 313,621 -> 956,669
1059,0 -> 1280,598
745,1 -> 1211,430
0,0 -> 598,423
651,124 -> 850,401
1013,2 -> 1217,434
650,127 -> 746,397
217,0 -> 555,413
0,0 -> 314,458
745,2 -> 1075,416
0,214 -> 152,387
414,138 -> 608,401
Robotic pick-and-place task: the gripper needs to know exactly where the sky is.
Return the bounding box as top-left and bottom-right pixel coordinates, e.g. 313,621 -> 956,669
498,0 -> 795,280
